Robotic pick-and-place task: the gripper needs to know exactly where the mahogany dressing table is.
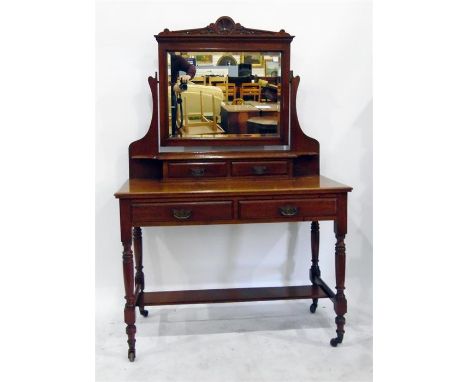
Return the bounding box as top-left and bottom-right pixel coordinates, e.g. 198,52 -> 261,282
115,17 -> 352,362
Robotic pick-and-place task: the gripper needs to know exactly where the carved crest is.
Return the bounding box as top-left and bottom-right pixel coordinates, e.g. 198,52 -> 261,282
157,16 -> 290,38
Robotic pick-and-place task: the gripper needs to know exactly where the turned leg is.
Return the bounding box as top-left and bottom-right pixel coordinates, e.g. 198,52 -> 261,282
330,233 -> 347,347
133,227 -> 148,317
309,221 -> 320,313
330,194 -> 348,347
122,241 -> 137,361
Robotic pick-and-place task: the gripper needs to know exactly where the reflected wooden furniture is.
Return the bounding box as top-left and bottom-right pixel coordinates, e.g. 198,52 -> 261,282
247,116 -> 278,134
208,76 -> 227,86
115,16 -> 352,362
258,76 -> 281,85
240,83 -> 261,101
173,84 -> 224,136
191,76 -> 206,85
227,76 -> 253,98
220,102 -> 279,134
216,82 -> 237,101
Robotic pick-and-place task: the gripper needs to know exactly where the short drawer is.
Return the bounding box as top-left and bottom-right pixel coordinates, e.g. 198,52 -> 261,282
167,162 -> 228,178
132,201 -> 233,223
239,198 -> 337,220
231,160 -> 289,176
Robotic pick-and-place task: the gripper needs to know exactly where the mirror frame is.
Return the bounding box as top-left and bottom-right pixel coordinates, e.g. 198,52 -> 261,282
156,17 -> 294,147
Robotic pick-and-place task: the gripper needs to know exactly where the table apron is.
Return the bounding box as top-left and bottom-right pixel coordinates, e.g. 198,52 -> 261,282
130,195 -> 339,226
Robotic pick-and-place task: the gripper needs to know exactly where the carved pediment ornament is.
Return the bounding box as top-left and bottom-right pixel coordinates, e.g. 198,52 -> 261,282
158,16 -> 290,37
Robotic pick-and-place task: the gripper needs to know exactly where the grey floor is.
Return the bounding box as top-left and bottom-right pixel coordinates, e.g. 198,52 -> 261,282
96,288 -> 372,382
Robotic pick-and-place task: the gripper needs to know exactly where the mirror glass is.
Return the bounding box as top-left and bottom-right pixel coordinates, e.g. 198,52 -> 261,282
167,51 -> 282,139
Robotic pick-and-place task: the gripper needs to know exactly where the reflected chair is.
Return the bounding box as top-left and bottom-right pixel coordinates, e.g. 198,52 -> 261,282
168,84 -> 224,135
209,76 -> 227,86
240,83 -> 261,102
216,83 -> 237,101
191,76 -> 206,85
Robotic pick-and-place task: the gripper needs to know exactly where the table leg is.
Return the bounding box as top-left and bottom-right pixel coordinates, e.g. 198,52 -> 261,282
309,221 -> 320,313
120,200 -> 136,361
330,195 -> 347,347
133,227 -> 148,317
331,195 -> 348,346
122,241 -> 136,361
331,233 -> 347,347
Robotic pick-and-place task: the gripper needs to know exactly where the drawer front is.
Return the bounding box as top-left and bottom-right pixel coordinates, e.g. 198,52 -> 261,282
133,201 -> 233,223
167,162 -> 228,178
231,160 -> 289,176
239,198 -> 337,220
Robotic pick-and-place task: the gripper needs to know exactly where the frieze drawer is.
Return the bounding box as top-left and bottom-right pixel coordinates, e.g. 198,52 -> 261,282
239,198 -> 337,220
132,201 -> 233,224
231,160 -> 289,176
167,162 -> 228,178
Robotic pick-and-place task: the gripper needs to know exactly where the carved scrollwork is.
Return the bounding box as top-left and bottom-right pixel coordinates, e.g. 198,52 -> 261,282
158,16 -> 290,37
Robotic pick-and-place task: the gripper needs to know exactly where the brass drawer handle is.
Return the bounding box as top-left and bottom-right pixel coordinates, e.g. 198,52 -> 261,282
252,165 -> 267,175
172,209 -> 192,220
190,168 -> 205,177
279,206 -> 299,217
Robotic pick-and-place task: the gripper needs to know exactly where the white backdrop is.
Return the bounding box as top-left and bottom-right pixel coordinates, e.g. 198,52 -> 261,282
96,0 -> 372,311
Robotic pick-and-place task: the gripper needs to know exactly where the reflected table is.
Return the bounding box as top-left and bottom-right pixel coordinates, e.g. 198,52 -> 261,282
220,102 -> 279,134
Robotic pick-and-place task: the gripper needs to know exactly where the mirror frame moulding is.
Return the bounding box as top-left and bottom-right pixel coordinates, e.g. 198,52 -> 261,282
155,16 -> 293,148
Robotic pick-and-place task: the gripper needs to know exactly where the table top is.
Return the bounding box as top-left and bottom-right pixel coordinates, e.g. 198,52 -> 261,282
221,102 -> 280,113
247,117 -> 278,125
115,175 -> 352,199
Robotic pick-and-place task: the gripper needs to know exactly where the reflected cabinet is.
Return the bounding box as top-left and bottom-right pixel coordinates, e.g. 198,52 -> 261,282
115,16 -> 352,362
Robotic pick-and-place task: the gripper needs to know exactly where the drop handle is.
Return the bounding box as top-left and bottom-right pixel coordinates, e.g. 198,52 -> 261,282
190,168 -> 205,177
279,206 -> 299,217
172,209 -> 192,220
252,165 -> 267,175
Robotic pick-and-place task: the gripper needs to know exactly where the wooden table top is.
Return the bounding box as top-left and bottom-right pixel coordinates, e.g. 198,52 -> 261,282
115,175 -> 352,199
247,116 -> 278,125
221,102 -> 280,113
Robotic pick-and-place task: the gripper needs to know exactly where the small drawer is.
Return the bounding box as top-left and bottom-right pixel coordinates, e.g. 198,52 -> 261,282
231,160 -> 289,176
132,201 -> 233,224
167,162 -> 228,178
239,198 -> 337,220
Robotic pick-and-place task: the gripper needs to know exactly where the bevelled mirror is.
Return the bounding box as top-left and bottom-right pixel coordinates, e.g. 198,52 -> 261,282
156,17 -> 293,147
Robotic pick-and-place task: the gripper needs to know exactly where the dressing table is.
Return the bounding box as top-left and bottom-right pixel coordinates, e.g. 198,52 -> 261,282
115,17 -> 352,362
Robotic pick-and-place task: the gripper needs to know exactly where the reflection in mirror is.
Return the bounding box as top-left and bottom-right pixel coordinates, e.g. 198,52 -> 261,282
168,51 -> 281,139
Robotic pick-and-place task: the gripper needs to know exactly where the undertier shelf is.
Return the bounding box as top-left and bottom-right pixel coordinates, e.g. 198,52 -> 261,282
139,284 -> 332,306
